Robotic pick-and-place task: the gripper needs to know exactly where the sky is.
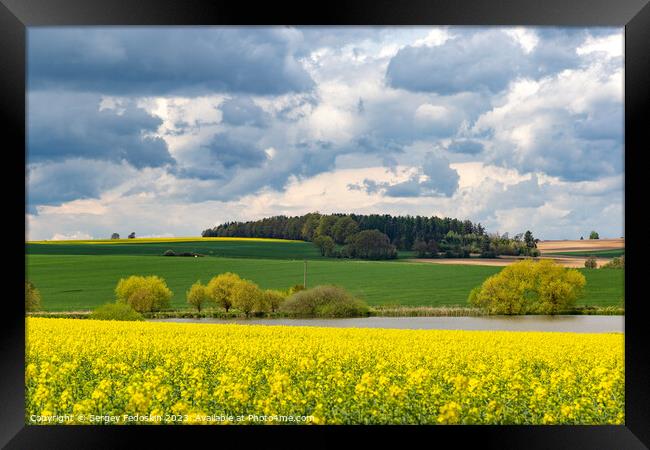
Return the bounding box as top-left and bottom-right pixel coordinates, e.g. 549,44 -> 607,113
26,26 -> 624,241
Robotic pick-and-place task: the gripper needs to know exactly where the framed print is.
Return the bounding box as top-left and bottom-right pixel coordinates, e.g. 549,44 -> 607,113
2,0 -> 649,448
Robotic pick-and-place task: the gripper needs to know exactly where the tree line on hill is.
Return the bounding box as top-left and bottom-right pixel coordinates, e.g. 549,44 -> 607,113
202,213 -> 540,260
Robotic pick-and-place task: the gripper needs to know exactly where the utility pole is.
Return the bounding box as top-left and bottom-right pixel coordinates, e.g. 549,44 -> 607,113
303,259 -> 307,288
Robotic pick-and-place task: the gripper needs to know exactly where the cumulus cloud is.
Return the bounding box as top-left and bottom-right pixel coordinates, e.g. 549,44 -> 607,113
27,159 -> 136,209
204,133 -> 268,170
351,152 -> 459,198
28,28 -> 314,96
472,61 -> 623,181
385,27 -> 594,95
50,232 -> 94,241
220,96 -> 269,127
25,26 -> 624,240
28,91 -> 173,168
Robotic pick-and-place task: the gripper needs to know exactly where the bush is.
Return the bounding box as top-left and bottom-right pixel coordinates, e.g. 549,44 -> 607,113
231,280 -> 262,317
468,260 -> 586,315
261,289 -> 286,313
163,250 -> 202,257
207,272 -> 243,312
288,284 -> 305,295
186,281 -> 211,312
90,302 -> 144,321
584,256 -> 598,269
601,256 -> 624,269
25,281 -> 42,312
280,285 -> 369,318
115,275 -> 172,312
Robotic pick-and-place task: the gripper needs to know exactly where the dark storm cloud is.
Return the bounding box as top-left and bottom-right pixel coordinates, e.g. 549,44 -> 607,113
28,91 -> 174,169
28,28 -> 314,96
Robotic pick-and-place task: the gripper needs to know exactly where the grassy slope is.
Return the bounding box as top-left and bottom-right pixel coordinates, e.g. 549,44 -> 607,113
27,239 -> 324,260
27,254 -> 624,312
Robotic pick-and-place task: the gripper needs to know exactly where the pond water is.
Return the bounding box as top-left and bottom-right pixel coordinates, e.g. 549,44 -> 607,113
149,315 -> 623,333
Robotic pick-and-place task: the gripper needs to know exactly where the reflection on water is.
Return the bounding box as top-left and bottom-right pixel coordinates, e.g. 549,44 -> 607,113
149,315 -> 623,333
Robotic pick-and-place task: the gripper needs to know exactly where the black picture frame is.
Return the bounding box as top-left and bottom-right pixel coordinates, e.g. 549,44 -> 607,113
2,0 -> 648,448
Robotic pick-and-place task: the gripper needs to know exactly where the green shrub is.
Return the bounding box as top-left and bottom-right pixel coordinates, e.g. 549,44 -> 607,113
261,289 -> 287,313
25,281 -> 42,312
468,259 -> 586,315
280,285 -> 369,318
288,284 -> 305,295
207,272 -> 243,312
601,256 -> 624,269
115,275 -> 172,312
231,279 -> 262,317
584,256 -> 598,269
90,303 -> 144,321
186,281 -> 211,312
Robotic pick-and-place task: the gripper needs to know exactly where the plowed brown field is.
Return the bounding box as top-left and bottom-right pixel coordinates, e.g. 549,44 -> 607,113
408,238 -> 624,268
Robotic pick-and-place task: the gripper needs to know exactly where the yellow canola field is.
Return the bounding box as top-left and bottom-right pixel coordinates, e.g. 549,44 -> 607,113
26,318 -> 624,425
28,237 -> 302,245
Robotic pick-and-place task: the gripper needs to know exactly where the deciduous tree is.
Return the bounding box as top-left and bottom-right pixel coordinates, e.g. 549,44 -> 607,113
207,272 -> 243,312
231,280 -> 262,317
468,260 -> 585,314
115,275 -> 172,312
186,281 -> 211,312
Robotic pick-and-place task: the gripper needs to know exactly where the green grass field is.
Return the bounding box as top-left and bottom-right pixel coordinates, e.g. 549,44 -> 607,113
27,238 -> 324,260
27,253 -> 624,312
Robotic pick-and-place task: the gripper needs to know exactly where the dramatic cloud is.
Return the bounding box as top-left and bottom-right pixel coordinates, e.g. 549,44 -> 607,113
28,91 -> 173,168
385,28 -> 594,95
28,28 -> 314,96
27,159 -> 136,211
472,61 -> 623,181
25,26 -> 624,240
